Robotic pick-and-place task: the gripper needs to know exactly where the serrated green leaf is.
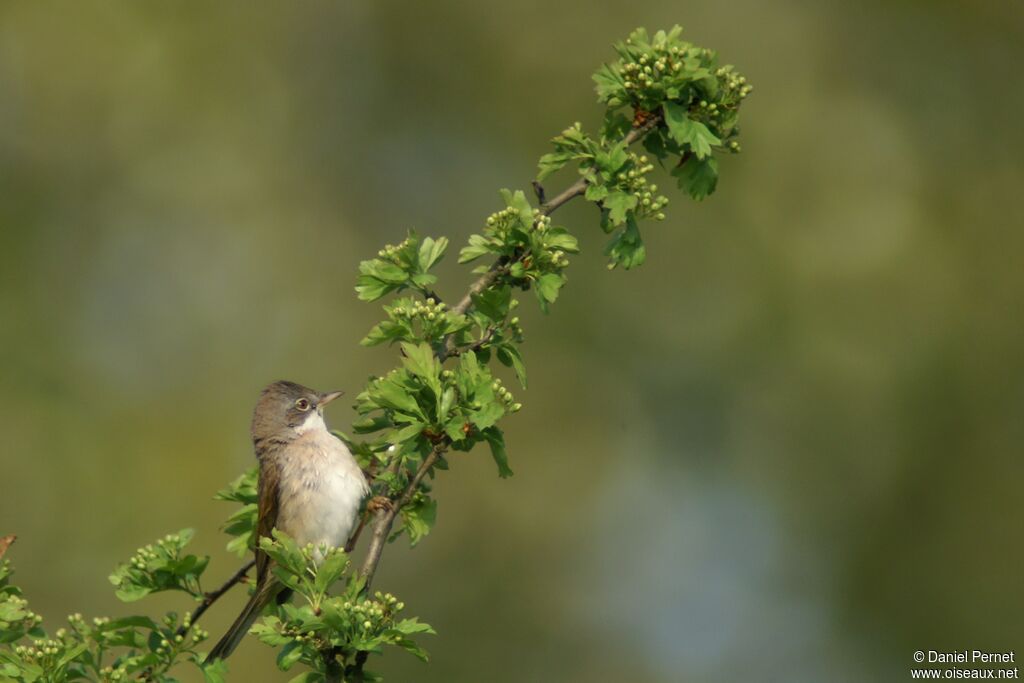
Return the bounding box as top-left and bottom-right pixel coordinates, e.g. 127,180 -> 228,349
471,285 -> 512,322
496,345 -> 528,388
671,155 -> 719,200
592,63 -> 624,101
544,229 -> 579,253
603,191 -> 637,226
483,427 -> 513,478
663,102 -> 721,159
584,183 -> 609,202
417,236 -> 448,272
400,498 -> 437,547
605,217 -> 646,269
537,152 -> 575,182
458,234 -> 492,264
535,273 -> 565,310
202,658 -> 230,683
400,342 -> 441,396
276,641 -> 304,671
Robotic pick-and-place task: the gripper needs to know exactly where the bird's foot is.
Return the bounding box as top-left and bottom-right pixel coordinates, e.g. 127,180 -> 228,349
366,495 -> 394,515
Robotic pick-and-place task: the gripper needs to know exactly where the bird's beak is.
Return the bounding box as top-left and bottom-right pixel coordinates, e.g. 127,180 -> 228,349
318,390 -> 344,407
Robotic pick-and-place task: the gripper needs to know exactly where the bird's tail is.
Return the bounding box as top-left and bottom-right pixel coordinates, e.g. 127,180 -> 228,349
205,581 -> 278,662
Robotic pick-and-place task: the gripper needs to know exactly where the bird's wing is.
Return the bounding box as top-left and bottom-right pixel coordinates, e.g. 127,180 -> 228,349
254,459 -> 280,586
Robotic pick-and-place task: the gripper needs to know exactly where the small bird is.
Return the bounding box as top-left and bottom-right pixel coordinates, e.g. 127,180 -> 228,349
206,380 -> 369,661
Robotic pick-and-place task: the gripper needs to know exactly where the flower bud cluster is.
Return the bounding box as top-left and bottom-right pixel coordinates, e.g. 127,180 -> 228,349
620,45 -> 694,92
128,533 -> 182,570
616,153 -> 669,221
490,378 -> 522,412
1,593 -> 43,626
336,593 -> 401,634
376,237 -> 414,263
530,209 -> 553,235
718,66 -> 753,99
485,205 -> 529,241
98,665 -> 129,681
154,633 -> 176,656
507,315 -> 524,342
393,297 -> 446,323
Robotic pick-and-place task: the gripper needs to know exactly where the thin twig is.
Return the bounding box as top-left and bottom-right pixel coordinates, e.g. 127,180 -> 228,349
358,448 -> 442,584
531,180 -> 547,204
443,117 -> 661,359
176,559 -> 255,637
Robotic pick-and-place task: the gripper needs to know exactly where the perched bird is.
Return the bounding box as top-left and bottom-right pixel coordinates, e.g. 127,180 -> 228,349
206,380 -> 369,661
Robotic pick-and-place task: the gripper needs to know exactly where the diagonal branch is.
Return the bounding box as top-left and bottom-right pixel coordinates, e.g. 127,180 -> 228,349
358,448 -> 443,585
349,115 -> 662,677
359,114 -> 662,592
175,559 -> 255,638
445,115 -> 661,350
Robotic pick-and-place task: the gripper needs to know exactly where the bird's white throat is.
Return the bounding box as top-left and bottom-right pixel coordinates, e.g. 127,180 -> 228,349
295,409 -> 330,436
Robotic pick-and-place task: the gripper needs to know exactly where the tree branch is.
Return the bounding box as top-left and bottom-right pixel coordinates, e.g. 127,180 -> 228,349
352,114 -> 663,677
443,115 -> 661,357
175,559 -> 255,637
366,116 -> 663,577
358,448 -> 442,586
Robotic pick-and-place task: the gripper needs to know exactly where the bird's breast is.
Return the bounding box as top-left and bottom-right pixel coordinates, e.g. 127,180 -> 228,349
275,433 -> 369,553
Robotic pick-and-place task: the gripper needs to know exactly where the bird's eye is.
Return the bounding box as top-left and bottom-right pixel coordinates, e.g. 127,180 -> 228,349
295,398 -> 311,411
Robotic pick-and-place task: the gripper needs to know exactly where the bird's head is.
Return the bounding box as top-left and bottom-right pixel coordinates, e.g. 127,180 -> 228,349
251,380 -> 343,443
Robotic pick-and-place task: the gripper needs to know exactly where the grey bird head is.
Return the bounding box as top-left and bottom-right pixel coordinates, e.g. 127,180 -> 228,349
251,380 -> 343,446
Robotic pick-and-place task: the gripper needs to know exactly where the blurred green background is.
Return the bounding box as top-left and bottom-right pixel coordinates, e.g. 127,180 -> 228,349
1,1 -> 1022,681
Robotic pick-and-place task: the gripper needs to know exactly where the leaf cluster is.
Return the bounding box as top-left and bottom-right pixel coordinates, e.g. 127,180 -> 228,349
213,469 -> 258,558
356,233 -> 448,303
108,530 -> 208,603
249,533 -> 433,682
538,25 -> 751,268
1,553 -> 215,683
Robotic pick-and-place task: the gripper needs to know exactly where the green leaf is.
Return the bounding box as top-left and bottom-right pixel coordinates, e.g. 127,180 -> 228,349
471,285 -> 512,322
373,377 -> 423,417
537,152 -> 574,181
361,320 -> 412,347
500,188 -> 535,225
595,143 -> 628,177
355,276 -> 393,302
671,156 -> 719,200
400,342 -> 441,396
544,228 -> 579,253
592,63 -> 624,101
483,427 -> 513,478
605,217 -> 646,270
458,234 -> 492,264
496,345 -> 527,388
388,422 -> 425,445
400,497 -> 437,547
663,102 -> 721,159
603,191 -> 637,226
202,659 -> 230,683
417,236 -> 448,272
534,273 -> 566,312
313,552 -> 349,594
438,386 -> 455,419
276,641 -> 304,671
584,183 -> 609,202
